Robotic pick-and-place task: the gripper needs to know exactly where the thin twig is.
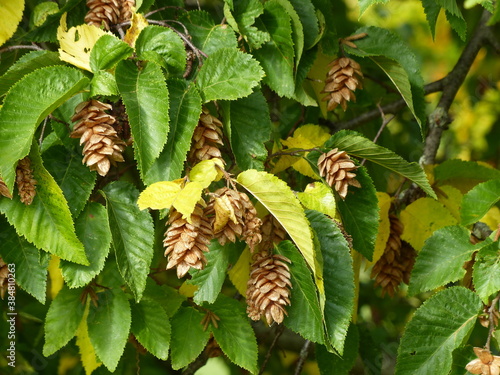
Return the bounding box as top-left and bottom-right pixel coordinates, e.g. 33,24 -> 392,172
294,340 -> 312,375
38,117 -> 49,146
0,44 -> 43,54
267,147 -> 320,160
182,351 -> 209,375
485,292 -> 500,351
360,104 -> 394,166
144,6 -> 186,18
258,325 -> 285,375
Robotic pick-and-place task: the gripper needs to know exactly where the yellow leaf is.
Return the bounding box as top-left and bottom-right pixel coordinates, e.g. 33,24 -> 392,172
366,192 -> 392,267
297,182 -> 336,218
483,206 -> 500,231
76,303 -> 102,375
137,180 -> 183,210
400,197 -> 457,251
213,195 -> 238,233
179,281 -> 198,297
124,10 -> 148,47
189,159 -> 223,189
228,247 -> 251,295
436,185 -> 463,221
172,181 -> 204,222
57,13 -> 112,71
0,0 -> 25,47
58,353 -> 80,375
48,256 -> 64,299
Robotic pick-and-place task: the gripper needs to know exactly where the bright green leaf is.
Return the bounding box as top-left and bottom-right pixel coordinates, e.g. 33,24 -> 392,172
358,0 -> 389,16
298,182 -> 336,218
90,34 -> 133,72
461,179 -> 500,226
473,241 -> 500,303
90,70 -> 119,97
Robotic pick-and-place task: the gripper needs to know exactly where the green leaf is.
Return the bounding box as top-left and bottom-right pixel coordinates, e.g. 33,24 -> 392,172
223,0 -> 270,49
276,241 -> 324,344
288,0 -> 319,50
434,160 -> 500,185
253,0 -> 295,98
43,286 -> 85,356
445,10 -> 467,41
0,66 -> 89,192
395,287 -> 482,375
170,306 -> 211,370
188,240 -> 231,304
116,60 -> 170,179
436,0 -> 462,16
225,90 -> 271,171
144,80 -> 202,185
209,295 -> 258,374
461,179 -> 500,226
358,0 -> 389,16
196,47 -> 264,102
336,167 -> 379,260
306,210 -> 354,353
0,144 -> 87,265
0,51 -> 63,97
89,34 -> 134,72
275,0 -> 304,66
310,0 -> 339,56
88,288 -> 131,372
60,202 -> 112,288
489,2 -> 500,25
0,217 -> 48,303
135,26 -> 186,75
142,281 -> 186,317
421,0 -> 441,37
297,182 -> 336,218
90,70 -> 118,97
102,181 -> 155,301
131,299 -> 171,360
316,324 -> 359,375
408,225 -> 480,296
42,145 -> 97,218
237,170 -> 318,286
323,130 -> 436,199
473,241 -> 500,303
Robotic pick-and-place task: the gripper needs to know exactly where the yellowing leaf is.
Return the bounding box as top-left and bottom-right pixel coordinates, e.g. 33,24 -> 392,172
189,159 -> 223,189
228,247 -> 251,295
179,281 -> 198,297
400,197 -> 458,251
57,13 -> 112,71
76,303 -> 102,375
137,180 -> 183,210
172,181 -> 204,222
213,195 -> 238,233
297,182 -> 336,218
124,10 -> 148,47
366,192 -> 392,267
0,0 -> 25,47
48,256 -> 64,299
58,354 -> 80,375
436,185 -> 463,221
483,206 -> 500,231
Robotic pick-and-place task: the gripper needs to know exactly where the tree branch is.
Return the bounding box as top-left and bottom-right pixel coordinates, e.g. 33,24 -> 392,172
294,340 -> 312,375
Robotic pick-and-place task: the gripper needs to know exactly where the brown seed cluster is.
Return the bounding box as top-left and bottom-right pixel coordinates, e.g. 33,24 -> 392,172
16,157 -> 37,205
0,258 -> 10,299
0,178 -> 12,199
322,57 -> 363,111
189,108 -> 225,166
318,148 -> 360,199
260,214 -> 287,252
466,347 -> 500,375
84,0 -> 135,30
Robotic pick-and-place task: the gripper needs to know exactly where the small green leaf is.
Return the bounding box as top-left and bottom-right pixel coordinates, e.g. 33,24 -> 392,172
288,0 -> 319,50
223,0 -> 270,49
473,241 -> 500,303
316,324 -> 359,375
421,0 -> 441,37
102,181 -> 155,301
310,0 -> 338,56
170,307 -> 211,370
131,299 -> 171,360
88,288 -> 131,372
395,287 -> 482,375
434,160 -> 500,187
358,0 -> 389,16
209,295 -> 258,374
116,60 -> 170,180
275,0 -> 304,66
461,179 -> 500,226
276,241 -> 324,344
43,286 -> 85,356
90,70 -> 118,97
89,34 -> 133,72
445,10 -> 467,41
0,66 -> 89,192
196,47 -> 264,102
297,182 -> 336,218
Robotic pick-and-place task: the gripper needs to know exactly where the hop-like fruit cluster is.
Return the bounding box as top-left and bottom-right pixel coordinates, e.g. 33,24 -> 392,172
84,0 -> 135,30
0,178 -> 13,199
260,214 -> 287,252
322,57 -> 363,111
189,108 -> 225,165
16,157 -> 37,205
318,148 -> 360,199
0,258 -> 10,299
466,347 -> 500,375
246,252 -> 292,325
163,203 -> 213,278
71,100 -> 126,177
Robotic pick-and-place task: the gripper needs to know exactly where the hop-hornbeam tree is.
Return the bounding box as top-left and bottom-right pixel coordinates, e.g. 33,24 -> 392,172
0,1 -> 499,374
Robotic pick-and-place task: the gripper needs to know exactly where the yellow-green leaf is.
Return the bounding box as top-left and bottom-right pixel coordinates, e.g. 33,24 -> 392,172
367,192 -> 392,267
172,181 -> 204,221
76,303 -> 102,375
297,182 -> 336,218
48,256 -> 63,299
436,185 -> 463,221
137,180 -> 183,210
0,0 -> 25,46
123,10 -> 148,47
228,247 -> 251,295
188,159 -> 223,189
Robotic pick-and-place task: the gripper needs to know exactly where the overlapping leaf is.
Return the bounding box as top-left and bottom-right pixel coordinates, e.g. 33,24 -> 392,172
461,179 -> 500,226
473,241 -> 500,303
223,0 -> 270,49
89,34 -> 133,72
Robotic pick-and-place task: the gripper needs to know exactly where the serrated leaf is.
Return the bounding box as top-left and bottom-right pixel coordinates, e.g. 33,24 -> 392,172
436,0 -> 462,16
189,159 -> 223,188
170,307 -> 211,370
310,0 -> 338,56
0,144 -> 87,265
116,60 -> 170,179
436,185 -> 463,221
0,217 -> 48,303
89,34 -> 133,73
0,0 -> 24,46
137,180 -> 183,210
237,170 -> 318,286
275,0 -> 304,66
400,197 -> 458,251
76,303 -> 102,375
253,0 -> 295,97
228,247 -> 251,295
461,179 -> 500,226
297,182 -> 336,219
445,10 -> 467,41
276,241 -> 324,344
88,288 -> 131,372
144,80 -> 202,185
316,324 -> 359,375
307,210 -> 354,352
43,286 -> 85,356
408,225 -> 480,295
103,181 -> 155,301
473,241 -> 500,303
358,0 -> 389,16
395,287 -> 482,375
209,295 -> 258,374
223,0 -> 270,49
0,66 -> 89,192
173,181 -> 204,221
60,202 -> 111,288
323,130 -> 436,199
90,70 -> 118,97
196,48 -> 264,102
135,26 -> 186,75
288,0 -> 319,50
131,299 -> 171,360
43,145 -> 97,218
336,167 -> 378,260
422,0 -> 441,37
124,11 -> 149,47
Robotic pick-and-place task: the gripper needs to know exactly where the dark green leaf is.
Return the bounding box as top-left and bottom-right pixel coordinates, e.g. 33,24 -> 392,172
461,179 -> 500,226
293,46 -> 318,106
288,0 -> 319,50
395,287 -> 482,375
142,280 -> 186,317
310,0 -> 338,56
316,324 -> 359,375
421,0 -> 441,37
102,181 -> 155,301
275,0 -> 304,66
60,202 -> 111,288
445,10 -> 467,41
436,0 -> 462,16
473,241 -> 500,303
131,299 -> 171,360
489,2 -> 500,25
0,66 -> 89,191
90,35 -> 134,72
170,307 -> 211,370
116,60 -> 170,179
43,286 -> 85,356
276,241 -> 324,344
88,288 -> 131,372
223,0 -> 270,49
90,70 -> 119,97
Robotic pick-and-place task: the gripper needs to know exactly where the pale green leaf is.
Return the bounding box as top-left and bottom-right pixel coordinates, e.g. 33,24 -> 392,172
297,182 -> 336,218
461,179 -> 500,226
473,241 -> 500,303
90,34 -> 133,72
